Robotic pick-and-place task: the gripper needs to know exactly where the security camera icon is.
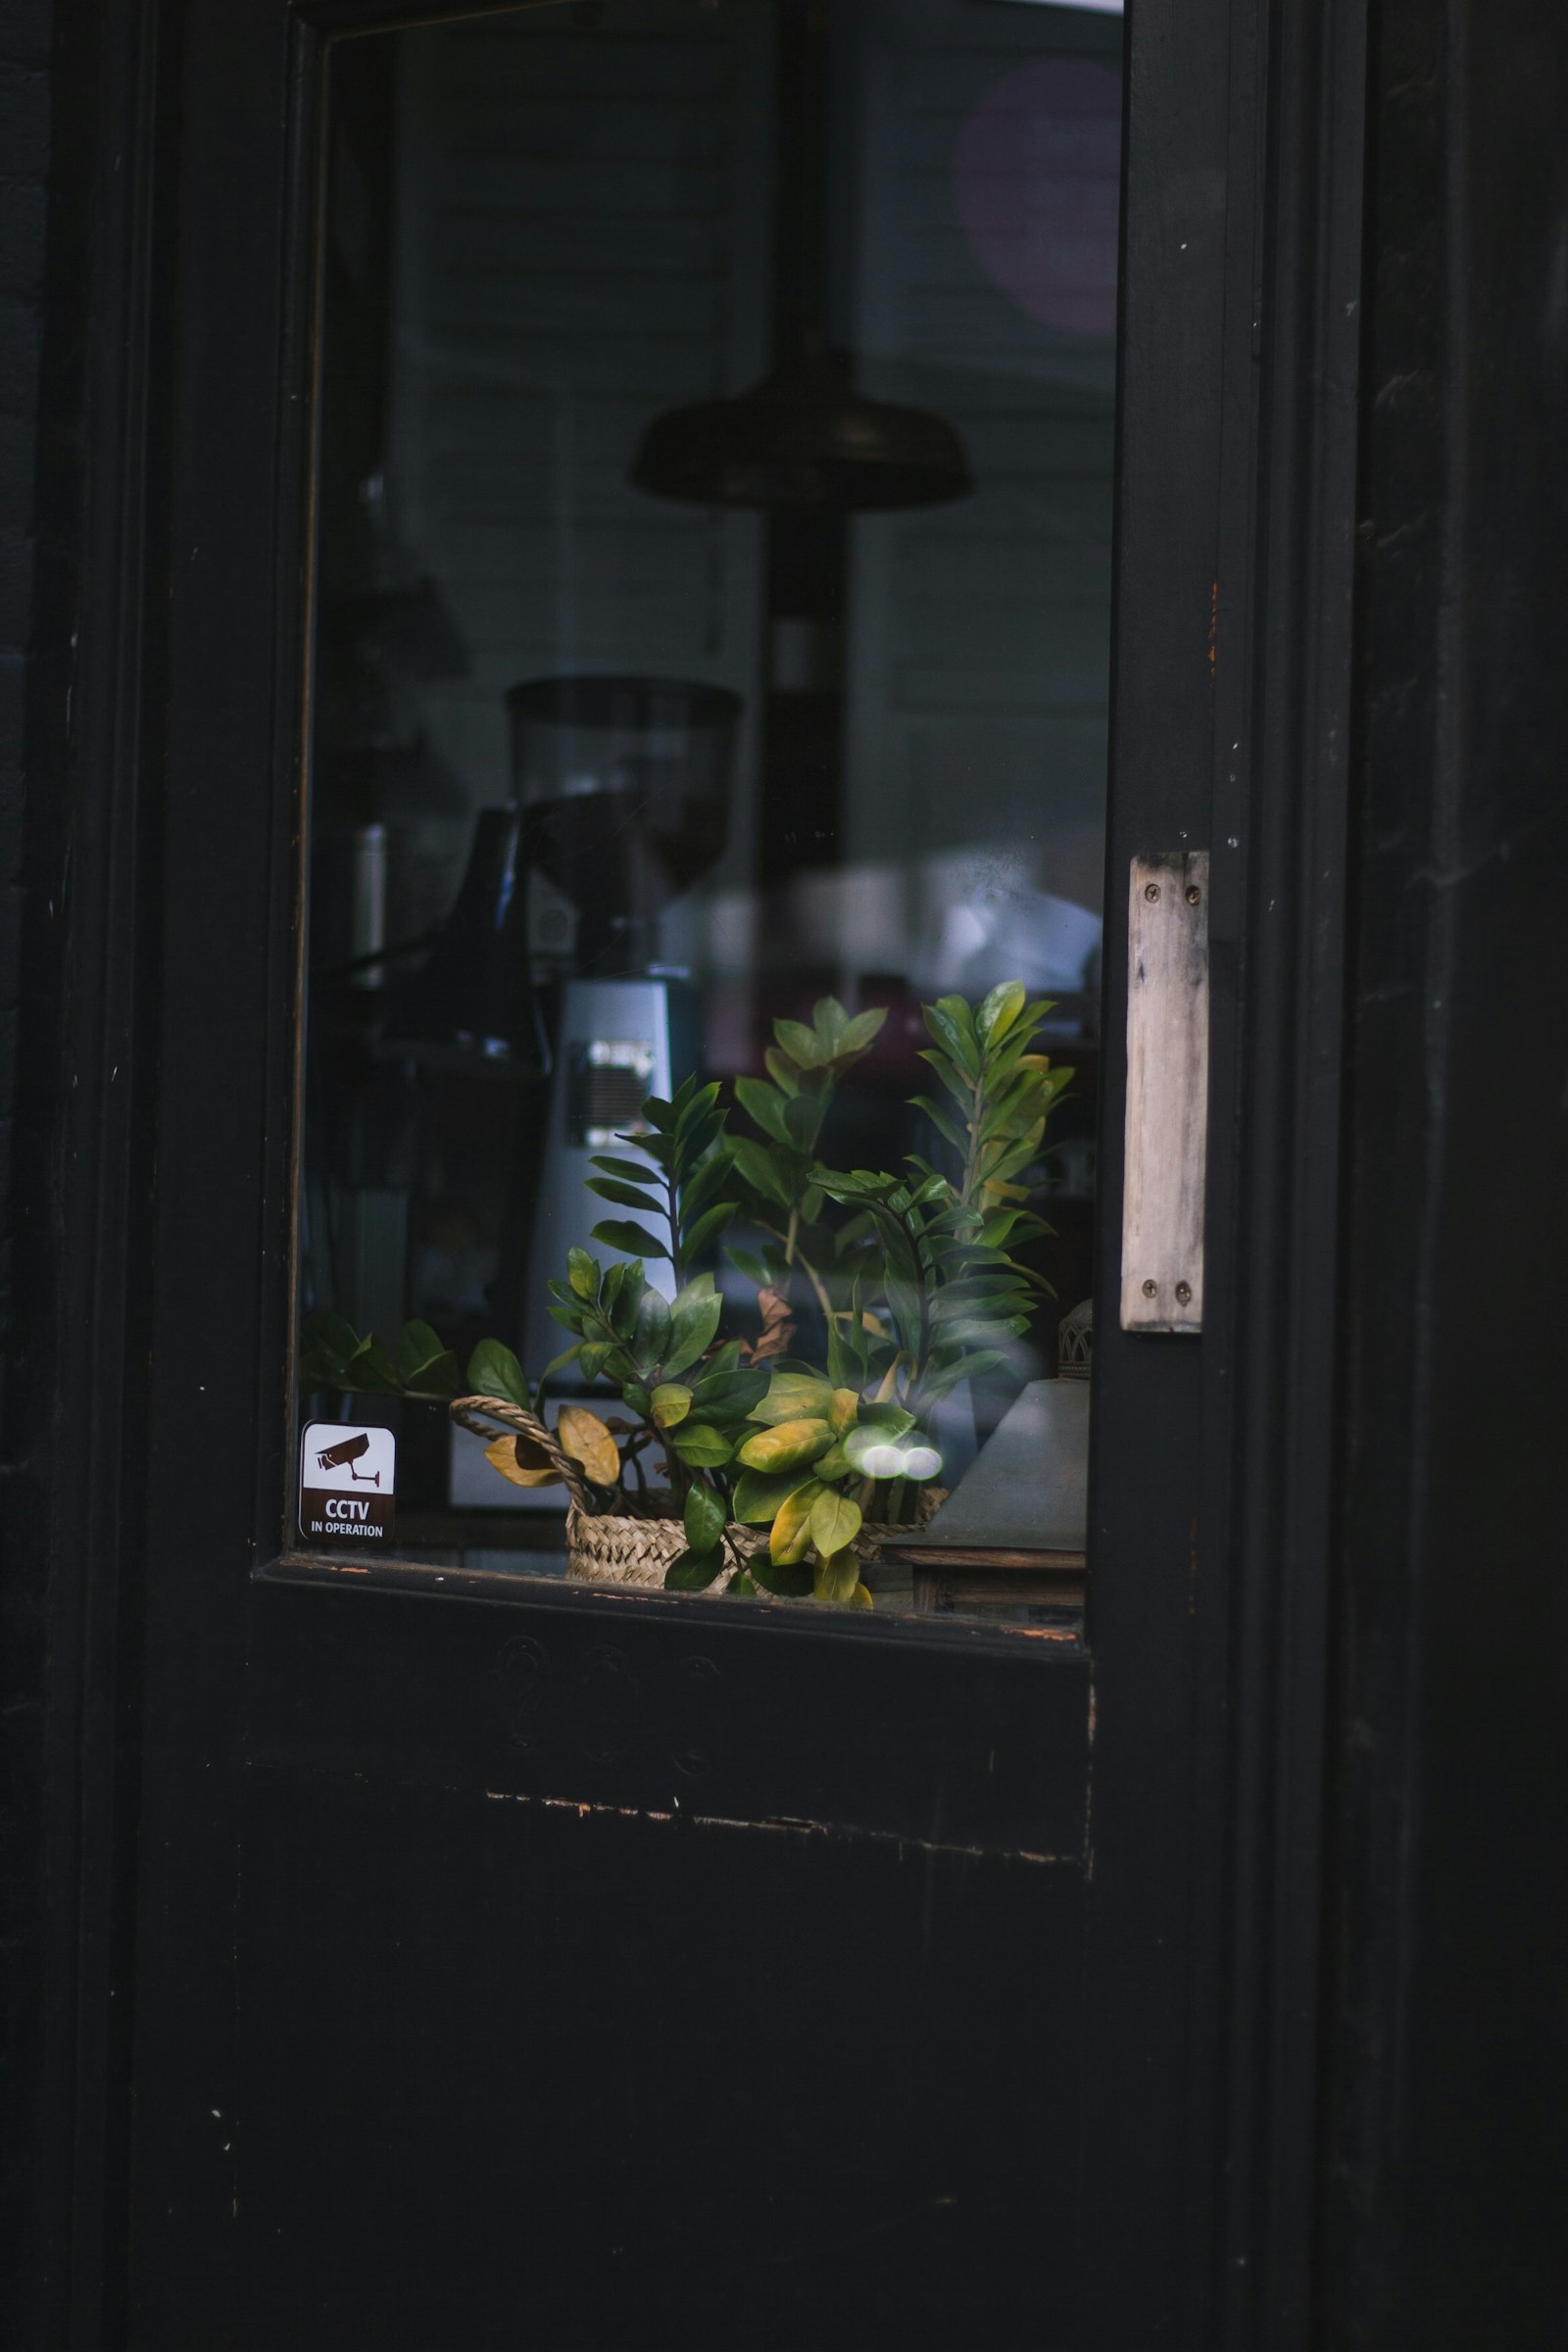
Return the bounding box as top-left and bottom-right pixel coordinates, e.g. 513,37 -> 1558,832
315,1431 -> 380,1486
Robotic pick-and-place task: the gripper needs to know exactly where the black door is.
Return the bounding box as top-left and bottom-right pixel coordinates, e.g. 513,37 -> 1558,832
114,1 -> 1364,2344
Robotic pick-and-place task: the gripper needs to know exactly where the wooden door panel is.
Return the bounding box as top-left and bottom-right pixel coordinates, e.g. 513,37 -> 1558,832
114,0 -> 1363,2340
238,1765 -> 1085,2348
248,1580 -> 1091,1858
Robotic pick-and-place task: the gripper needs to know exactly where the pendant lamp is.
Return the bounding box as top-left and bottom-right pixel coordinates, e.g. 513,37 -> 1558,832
630,0 -> 971,514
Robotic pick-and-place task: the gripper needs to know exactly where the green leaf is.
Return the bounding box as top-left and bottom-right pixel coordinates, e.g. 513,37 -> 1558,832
809,1166 -> 892,1203
835,1005 -> 887,1056
725,1244 -> 776,1289
910,1094 -> 968,1155
729,1136 -> 793,1210
578,1341 -> 612,1381
679,1147 -> 736,1220
651,1382 -> 692,1429
391,1319 -> 446,1388
458,1338 -> 525,1409
812,1442 -> 852,1481
591,1218 -> 670,1262
976,979 -> 1027,1046
750,1557 -> 813,1598
301,1309 -> 360,1373
924,999 -> 981,1080
389,1329 -> 464,1399
728,1571 -> 759,1598
590,1152 -> 662,1185
669,1422 -> 734,1469
773,1017 -> 824,1068
681,1114 -> 728,1171
662,1282 -> 724,1378
603,1260 -> 639,1334
731,1467 -> 815,1524
783,1092 -> 823,1152
810,1488 -> 862,1556
681,1200 -> 739,1262
632,1286 -> 671,1366
918,1050 -> 976,1114
663,1547 -> 725,1592
762,1047 -> 800,1097
689,1365 -> 770,1421
540,1343 -> 583,1379
341,1335 -> 401,1395
567,1248 -> 599,1298
734,1076 -> 792,1146
675,1078 -> 723,1138
585,1176 -> 664,1212
684,1482 -> 726,1553
812,996 -> 848,1048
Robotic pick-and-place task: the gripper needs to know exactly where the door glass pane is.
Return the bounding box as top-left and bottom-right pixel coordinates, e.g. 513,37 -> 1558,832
295,0 -> 1121,1627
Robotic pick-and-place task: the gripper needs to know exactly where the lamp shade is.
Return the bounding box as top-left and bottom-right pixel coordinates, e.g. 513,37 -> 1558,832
630,343 -> 972,514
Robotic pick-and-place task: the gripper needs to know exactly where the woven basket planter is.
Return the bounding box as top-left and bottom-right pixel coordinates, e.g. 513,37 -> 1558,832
564,1502 -> 761,1592
452,1393 -> 944,1596
564,1483 -> 948,1593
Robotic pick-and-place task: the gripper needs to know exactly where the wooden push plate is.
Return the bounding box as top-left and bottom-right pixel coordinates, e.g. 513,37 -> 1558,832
1121,852 -> 1209,1333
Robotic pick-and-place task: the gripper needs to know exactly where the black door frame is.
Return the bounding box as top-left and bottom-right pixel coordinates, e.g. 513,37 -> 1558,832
7,0 -> 1374,2342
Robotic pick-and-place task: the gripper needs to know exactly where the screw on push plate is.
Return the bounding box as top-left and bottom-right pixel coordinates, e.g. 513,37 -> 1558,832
1175,1280 -> 1193,1304
1142,1278 -> 1157,1298
1145,882 -> 1160,902
1186,885 -> 1201,905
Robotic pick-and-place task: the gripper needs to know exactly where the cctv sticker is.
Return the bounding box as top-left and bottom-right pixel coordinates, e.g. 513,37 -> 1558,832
300,1422 -> 396,1549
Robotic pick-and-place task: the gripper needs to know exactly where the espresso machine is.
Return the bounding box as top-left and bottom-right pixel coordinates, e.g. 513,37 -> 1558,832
507,675 -> 740,1376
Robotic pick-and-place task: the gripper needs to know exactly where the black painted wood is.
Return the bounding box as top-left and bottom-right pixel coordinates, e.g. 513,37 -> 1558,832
138,0 -> 1355,2339
248,1575 -> 1091,1857
0,0 -> 1451,2346
0,0 -> 171,2339
1321,0 -> 1568,2343
237,1772 -> 1086,2351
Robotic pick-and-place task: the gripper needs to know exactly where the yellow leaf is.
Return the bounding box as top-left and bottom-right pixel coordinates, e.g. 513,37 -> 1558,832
828,1387 -> 859,1433
851,1582 -> 873,1610
770,1480 -> 823,1564
809,1487 -> 862,1557
555,1404 -> 621,1488
651,1383 -> 692,1429
735,1417 -> 835,1476
811,1546 -> 859,1605
484,1434 -> 562,1490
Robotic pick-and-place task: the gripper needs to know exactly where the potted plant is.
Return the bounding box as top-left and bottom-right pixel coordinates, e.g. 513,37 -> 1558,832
300,980 -> 1070,1607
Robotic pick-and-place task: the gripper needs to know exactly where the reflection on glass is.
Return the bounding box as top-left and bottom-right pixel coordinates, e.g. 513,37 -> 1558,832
297,0 -> 1119,1627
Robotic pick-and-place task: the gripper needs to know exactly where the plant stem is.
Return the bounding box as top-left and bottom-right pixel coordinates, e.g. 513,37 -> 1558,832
666,1160 -> 683,1286
960,1060 -> 987,1208
757,1216 -> 836,1329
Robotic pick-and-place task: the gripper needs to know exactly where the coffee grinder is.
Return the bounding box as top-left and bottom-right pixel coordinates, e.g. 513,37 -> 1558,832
508,675 -> 740,1376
